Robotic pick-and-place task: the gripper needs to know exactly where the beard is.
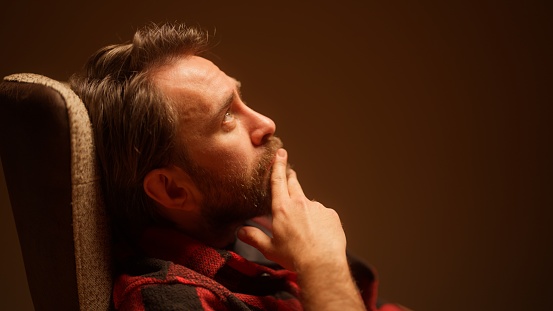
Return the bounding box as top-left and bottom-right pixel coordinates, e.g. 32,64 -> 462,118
186,136 -> 283,229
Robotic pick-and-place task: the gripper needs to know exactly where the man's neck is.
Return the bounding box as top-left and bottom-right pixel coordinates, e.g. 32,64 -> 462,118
195,223 -> 241,249
174,219 -> 241,249
159,206 -> 241,249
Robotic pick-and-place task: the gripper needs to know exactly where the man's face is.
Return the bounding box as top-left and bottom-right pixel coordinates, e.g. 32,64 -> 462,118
154,55 -> 282,227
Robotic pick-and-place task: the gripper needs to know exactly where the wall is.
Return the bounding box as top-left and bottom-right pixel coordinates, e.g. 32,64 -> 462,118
1,1 -> 552,310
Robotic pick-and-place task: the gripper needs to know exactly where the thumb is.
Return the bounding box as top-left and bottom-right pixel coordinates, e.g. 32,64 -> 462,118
237,226 -> 273,255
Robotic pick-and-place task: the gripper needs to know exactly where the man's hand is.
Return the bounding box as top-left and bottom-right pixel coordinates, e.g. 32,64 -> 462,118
238,148 -> 366,311
238,148 -> 345,272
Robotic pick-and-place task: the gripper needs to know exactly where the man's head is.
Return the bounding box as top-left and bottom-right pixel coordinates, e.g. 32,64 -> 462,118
70,23 -> 282,238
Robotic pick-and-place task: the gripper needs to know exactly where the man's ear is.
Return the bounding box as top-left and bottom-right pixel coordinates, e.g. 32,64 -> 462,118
143,167 -> 196,211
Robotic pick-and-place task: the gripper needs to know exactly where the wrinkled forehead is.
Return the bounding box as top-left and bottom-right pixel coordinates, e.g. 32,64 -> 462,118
152,55 -> 236,120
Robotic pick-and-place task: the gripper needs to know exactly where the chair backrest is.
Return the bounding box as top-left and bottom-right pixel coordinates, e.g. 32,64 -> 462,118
0,73 -> 112,311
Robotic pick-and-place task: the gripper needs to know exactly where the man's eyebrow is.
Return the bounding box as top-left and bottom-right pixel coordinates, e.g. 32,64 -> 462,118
215,93 -> 233,119
233,78 -> 242,98
212,79 -> 242,125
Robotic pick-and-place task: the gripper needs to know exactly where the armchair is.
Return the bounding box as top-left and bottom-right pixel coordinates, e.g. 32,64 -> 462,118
0,74 -> 112,310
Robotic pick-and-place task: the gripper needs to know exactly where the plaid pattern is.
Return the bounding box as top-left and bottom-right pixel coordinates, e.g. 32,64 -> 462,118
113,227 -> 402,310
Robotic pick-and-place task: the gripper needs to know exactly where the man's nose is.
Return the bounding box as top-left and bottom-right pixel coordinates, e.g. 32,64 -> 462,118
249,109 -> 276,146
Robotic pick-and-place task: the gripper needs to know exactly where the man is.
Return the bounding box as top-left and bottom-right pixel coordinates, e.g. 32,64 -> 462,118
70,23 -> 405,311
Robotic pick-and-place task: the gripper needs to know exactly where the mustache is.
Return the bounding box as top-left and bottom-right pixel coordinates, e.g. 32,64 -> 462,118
256,136 -> 283,174
265,136 -> 283,153
263,136 -> 283,160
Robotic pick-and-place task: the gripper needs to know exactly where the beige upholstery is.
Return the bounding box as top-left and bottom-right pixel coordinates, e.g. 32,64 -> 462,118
1,74 -> 112,310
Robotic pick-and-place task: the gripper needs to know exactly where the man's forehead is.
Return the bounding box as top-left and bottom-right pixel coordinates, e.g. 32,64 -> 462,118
153,56 -> 239,118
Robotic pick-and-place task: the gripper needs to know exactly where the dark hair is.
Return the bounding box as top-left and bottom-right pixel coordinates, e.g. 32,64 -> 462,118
69,22 -> 210,237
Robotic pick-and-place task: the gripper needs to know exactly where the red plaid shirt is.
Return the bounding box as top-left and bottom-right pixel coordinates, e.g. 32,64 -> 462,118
113,227 -> 405,310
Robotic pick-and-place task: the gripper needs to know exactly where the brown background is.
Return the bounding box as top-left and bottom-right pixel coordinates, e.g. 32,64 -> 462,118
1,1 -> 552,310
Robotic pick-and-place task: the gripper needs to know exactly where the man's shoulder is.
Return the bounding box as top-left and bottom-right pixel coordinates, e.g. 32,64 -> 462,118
115,256 -> 219,286
113,257 -> 229,310
118,257 -> 172,279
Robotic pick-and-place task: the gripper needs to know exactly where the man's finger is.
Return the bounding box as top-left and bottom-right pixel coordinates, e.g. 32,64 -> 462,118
237,226 -> 273,255
250,215 -> 273,233
285,168 -> 306,198
271,148 -> 289,202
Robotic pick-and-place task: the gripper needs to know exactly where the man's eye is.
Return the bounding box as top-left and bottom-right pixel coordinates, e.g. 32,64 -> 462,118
223,111 -> 234,123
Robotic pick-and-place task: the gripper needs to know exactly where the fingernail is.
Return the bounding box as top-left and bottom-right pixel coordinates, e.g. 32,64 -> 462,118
277,149 -> 286,158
